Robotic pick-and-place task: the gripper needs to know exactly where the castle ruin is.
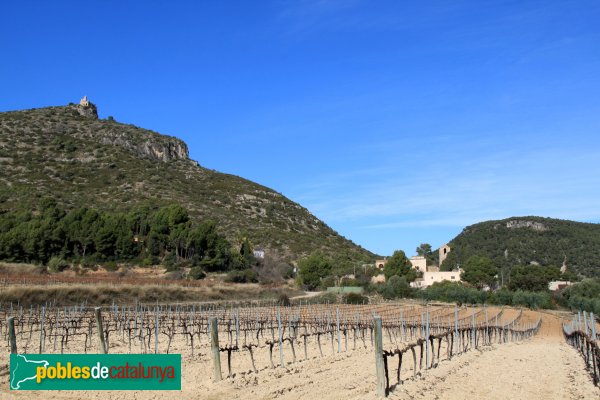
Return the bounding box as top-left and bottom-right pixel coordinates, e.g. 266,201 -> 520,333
79,95 -> 90,107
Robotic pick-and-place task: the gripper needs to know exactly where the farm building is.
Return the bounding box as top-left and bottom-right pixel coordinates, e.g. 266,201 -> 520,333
410,271 -> 461,288
373,250 -> 462,288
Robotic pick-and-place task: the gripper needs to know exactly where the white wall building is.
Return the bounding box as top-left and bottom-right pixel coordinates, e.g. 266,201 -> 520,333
410,271 -> 461,288
548,281 -> 572,291
409,256 -> 427,273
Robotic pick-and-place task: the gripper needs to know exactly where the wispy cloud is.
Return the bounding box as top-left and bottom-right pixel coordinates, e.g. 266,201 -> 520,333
275,0 -> 361,33
274,0 -> 410,35
278,0 -> 361,18
290,135 -> 600,231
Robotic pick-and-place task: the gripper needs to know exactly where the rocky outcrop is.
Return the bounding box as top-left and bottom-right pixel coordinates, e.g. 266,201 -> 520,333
506,220 -> 548,231
97,134 -> 188,162
63,97 -> 187,162
68,96 -> 98,119
140,140 -> 188,161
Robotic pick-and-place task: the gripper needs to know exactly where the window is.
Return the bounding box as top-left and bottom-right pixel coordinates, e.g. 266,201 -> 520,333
451,276 -> 455,280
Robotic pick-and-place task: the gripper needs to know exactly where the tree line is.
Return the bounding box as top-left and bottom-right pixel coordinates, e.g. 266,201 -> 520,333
0,200 -> 256,275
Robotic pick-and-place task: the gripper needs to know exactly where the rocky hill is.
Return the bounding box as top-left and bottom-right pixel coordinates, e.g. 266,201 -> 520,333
0,99 -> 374,263
441,216 -> 600,278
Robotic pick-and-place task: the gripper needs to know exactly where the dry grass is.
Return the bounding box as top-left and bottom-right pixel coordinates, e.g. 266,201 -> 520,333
0,262 -> 41,274
0,283 -> 300,306
0,262 -> 303,306
0,262 -> 216,287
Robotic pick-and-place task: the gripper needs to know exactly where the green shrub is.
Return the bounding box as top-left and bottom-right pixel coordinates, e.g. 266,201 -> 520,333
48,257 -> 69,272
297,251 -> 332,290
378,276 -> 413,299
315,292 -> 338,304
511,290 -> 553,309
103,261 -> 118,271
79,257 -> 95,269
189,267 -> 206,280
489,289 -> 513,306
281,264 -> 295,279
142,256 -> 159,266
340,277 -> 360,287
277,293 -> 291,306
163,253 -> 186,271
344,292 -> 368,304
416,281 -> 486,305
225,269 -> 258,283
566,296 -> 600,314
319,276 -> 336,289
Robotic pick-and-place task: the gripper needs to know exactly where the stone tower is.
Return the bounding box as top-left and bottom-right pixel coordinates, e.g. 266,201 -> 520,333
439,244 -> 451,267
79,95 -> 90,107
71,95 -> 98,119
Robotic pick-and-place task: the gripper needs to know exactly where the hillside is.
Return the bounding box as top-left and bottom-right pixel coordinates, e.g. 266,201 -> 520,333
441,216 -> 600,278
0,99 -> 374,264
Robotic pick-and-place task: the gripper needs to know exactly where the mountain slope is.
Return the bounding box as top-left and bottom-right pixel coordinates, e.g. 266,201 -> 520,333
441,216 -> 600,278
0,101 -> 374,263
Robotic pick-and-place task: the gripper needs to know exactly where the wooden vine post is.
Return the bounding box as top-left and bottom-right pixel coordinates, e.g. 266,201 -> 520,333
94,307 -> 108,354
471,309 -> 476,349
210,317 -> 222,381
155,306 -> 159,354
337,307 -> 341,353
277,308 -> 284,367
374,316 -> 386,397
591,312 -> 596,338
39,306 -> 45,354
425,305 -> 430,369
453,306 -> 458,357
8,316 -> 17,354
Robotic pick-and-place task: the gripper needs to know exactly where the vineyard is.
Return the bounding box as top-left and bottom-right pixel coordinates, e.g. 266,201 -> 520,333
563,311 -> 600,386
0,300 -> 551,398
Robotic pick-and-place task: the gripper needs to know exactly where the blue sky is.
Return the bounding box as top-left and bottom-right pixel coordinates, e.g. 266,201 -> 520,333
2,1 -> 600,256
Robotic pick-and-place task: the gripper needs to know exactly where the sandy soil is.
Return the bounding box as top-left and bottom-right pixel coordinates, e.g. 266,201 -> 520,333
388,313 -> 599,400
1,310 -> 598,400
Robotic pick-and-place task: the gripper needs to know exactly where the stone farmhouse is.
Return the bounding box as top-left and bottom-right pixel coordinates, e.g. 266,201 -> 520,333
373,244 -> 462,288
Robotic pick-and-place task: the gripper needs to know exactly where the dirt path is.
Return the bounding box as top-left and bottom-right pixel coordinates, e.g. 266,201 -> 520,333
289,291 -> 321,300
388,313 -> 599,400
